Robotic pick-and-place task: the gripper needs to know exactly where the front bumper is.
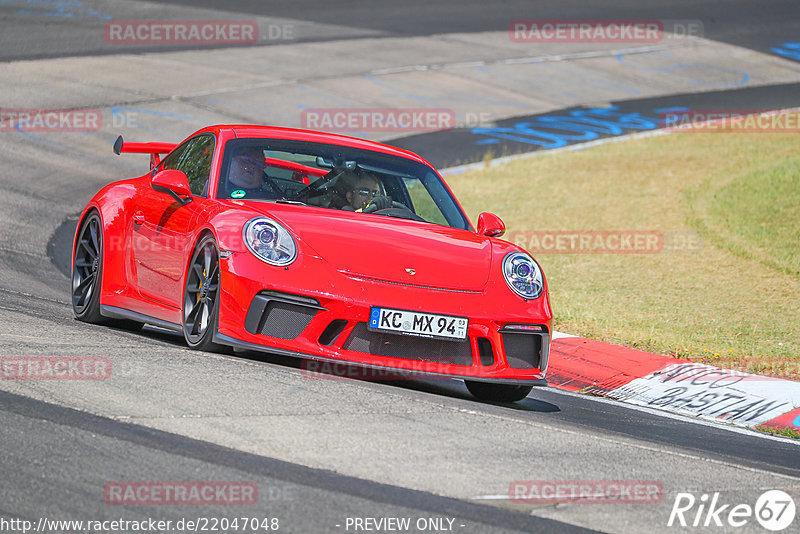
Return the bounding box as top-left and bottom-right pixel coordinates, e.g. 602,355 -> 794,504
215,251 -> 552,383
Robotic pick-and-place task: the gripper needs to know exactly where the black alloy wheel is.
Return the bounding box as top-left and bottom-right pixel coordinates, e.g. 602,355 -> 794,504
183,234 -> 224,351
72,212 -> 104,323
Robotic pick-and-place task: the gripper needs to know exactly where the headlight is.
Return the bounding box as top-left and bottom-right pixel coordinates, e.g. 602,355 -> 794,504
243,217 -> 297,266
502,252 -> 543,299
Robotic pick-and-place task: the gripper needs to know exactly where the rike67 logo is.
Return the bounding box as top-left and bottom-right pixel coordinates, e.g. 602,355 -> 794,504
668,490 -> 795,531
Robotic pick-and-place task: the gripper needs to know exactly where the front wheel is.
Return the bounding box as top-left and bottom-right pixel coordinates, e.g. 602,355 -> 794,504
72,212 -> 105,324
182,234 -> 224,352
464,381 -> 533,403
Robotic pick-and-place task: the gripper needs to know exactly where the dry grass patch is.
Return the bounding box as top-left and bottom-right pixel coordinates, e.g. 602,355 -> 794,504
447,132 -> 800,379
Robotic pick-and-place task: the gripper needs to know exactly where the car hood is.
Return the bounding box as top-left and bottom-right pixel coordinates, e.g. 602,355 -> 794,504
255,204 -> 492,291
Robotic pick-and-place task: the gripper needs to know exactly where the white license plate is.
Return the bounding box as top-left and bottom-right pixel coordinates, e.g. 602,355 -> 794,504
368,307 -> 468,341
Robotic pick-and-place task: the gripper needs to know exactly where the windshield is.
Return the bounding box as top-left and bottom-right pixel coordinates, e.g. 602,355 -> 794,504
218,138 -> 470,230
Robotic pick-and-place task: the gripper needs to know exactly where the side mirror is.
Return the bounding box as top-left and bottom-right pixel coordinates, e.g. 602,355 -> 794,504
477,212 -> 505,237
151,169 -> 192,205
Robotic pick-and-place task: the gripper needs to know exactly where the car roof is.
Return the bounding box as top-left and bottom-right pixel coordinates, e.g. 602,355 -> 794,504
193,124 -> 434,168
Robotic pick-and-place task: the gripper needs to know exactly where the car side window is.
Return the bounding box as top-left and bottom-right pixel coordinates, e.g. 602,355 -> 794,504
160,142 -> 188,171
175,135 -> 216,197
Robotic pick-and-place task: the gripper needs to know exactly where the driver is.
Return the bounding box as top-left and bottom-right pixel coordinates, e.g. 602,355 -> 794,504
342,172 -> 392,211
227,146 -> 271,198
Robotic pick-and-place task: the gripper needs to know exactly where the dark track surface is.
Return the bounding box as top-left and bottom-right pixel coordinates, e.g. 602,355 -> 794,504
0,389 -> 592,534
391,82 -> 800,168
167,348 -> 800,480
1,352 -> 797,532
156,0 -> 800,50
2,0 -> 800,61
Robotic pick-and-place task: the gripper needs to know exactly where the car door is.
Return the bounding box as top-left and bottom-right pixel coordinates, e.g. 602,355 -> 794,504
131,134 -> 215,310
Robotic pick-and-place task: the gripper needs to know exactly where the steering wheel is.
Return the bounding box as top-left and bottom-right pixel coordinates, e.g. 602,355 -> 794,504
261,170 -> 285,197
364,201 -> 427,222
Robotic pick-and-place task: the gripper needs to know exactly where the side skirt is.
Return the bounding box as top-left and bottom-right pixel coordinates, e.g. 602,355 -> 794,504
100,305 -> 182,333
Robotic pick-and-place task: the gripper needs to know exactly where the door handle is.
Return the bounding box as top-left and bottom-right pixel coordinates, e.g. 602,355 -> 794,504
133,212 -> 145,225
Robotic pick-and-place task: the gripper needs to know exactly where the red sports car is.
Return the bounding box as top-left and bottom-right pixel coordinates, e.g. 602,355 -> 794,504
72,125 -> 552,402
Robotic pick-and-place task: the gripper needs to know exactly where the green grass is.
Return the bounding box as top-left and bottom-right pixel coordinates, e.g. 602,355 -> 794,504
446,132 -> 800,379
758,425 -> 800,440
700,158 -> 800,276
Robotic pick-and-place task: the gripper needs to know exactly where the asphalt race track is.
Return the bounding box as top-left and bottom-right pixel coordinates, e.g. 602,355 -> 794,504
1,1 -> 799,533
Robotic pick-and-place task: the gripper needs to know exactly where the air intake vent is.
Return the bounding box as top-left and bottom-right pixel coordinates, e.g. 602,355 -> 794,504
245,291 -> 323,340
477,337 -> 494,366
501,332 -> 543,369
319,319 -> 348,346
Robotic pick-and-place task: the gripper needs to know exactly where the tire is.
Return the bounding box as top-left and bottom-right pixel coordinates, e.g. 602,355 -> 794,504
182,234 -> 225,352
72,212 -> 105,324
464,380 -> 533,403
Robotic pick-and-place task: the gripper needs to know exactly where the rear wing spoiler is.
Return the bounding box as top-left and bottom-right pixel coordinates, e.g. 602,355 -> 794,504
113,135 -> 177,170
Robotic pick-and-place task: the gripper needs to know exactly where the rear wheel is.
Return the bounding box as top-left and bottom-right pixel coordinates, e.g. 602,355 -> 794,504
182,234 -> 224,352
464,381 -> 533,403
72,212 -> 105,323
